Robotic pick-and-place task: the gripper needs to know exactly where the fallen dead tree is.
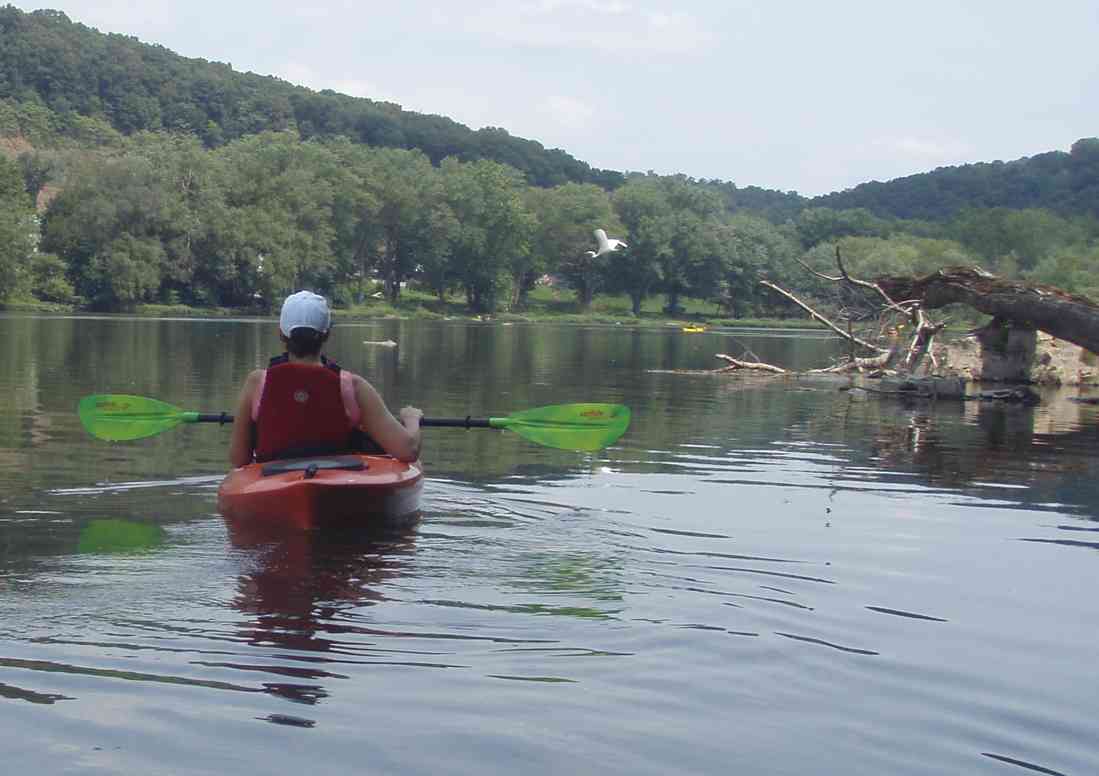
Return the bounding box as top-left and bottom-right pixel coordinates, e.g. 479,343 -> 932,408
876,266 -> 1099,355
714,248 -> 946,378
714,350 -> 893,375
711,253 -> 1099,389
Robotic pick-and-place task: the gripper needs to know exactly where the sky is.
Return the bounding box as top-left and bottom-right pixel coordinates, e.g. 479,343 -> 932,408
12,1 -> 1099,196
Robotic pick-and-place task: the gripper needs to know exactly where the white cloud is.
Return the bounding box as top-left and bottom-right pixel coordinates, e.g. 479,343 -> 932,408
537,95 -> 597,132
434,2 -> 714,54
526,0 -> 632,13
873,136 -> 974,160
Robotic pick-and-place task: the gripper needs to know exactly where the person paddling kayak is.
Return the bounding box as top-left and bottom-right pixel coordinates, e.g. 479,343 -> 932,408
229,291 -> 422,468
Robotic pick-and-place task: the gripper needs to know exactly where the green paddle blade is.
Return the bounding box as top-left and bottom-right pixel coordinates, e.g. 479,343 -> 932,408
490,403 -> 631,452
77,519 -> 165,554
78,394 -> 199,441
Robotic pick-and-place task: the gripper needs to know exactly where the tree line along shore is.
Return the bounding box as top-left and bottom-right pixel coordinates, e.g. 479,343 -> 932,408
4,128 -> 1098,329
2,8 -> 1098,327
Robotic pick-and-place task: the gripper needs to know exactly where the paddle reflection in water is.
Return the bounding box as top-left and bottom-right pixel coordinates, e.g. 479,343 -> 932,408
76,518 -> 166,555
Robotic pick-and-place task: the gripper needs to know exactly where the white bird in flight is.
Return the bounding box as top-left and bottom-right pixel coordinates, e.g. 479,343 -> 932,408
586,228 -> 627,258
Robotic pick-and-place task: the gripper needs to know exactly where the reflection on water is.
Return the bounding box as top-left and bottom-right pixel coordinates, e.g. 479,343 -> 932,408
0,315 -> 1097,775
225,520 -> 422,720
227,519 -> 419,650
76,518 -> 165,554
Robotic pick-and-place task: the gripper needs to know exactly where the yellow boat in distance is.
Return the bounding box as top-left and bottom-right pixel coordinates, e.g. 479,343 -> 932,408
681,325 -> 708,333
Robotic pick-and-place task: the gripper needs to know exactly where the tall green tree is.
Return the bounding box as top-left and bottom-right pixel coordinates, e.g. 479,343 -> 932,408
441,158 -> 534,313
526,182 -> 619,310
213,132 -> 340,307
40,154 -> 173,308
410,203 -> 460,302
127,132 -> 227,305
656,178 -> 724,313
0,155 -> 37,301
608,178 -> 673,316
714,214 -> 799,318
343,147 -> 450,304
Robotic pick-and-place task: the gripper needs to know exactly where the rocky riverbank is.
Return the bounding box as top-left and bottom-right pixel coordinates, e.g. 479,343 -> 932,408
935,332 -> 1099,386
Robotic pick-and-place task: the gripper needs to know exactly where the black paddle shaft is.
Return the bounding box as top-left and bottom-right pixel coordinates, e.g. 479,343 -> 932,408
421,417 -> 493,429
191,414 -> 490,428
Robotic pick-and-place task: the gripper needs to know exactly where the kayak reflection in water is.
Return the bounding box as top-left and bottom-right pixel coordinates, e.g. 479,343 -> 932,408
226,519 -> 420,711
229,290 -> 422,468
228,520 -> 419,652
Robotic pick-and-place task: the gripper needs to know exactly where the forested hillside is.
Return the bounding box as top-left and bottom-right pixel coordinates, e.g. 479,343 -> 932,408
813,139 -> 1099,220
1,5 -> 1098,322
0,6 -> 621,188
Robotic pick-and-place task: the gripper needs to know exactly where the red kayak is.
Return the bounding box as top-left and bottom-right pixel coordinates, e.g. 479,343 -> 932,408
217,454 -> 424,530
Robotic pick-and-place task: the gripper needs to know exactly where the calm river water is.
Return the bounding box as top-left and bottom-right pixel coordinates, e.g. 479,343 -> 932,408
1,314 -> 1098,775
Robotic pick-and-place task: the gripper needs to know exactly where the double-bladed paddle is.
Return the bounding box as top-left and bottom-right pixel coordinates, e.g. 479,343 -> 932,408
77,395 -> 630,452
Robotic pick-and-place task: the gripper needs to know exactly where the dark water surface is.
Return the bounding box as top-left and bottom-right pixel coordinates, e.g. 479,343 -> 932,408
1,314 -> 1098,775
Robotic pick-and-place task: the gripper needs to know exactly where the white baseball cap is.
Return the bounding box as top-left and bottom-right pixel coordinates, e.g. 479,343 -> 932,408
279,291 -> 331,336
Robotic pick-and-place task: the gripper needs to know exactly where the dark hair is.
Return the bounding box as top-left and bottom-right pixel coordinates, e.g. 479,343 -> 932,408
284,328 -> 328,357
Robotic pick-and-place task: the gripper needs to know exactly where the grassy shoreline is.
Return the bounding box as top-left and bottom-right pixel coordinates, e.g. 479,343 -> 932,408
2,288 -> 828,330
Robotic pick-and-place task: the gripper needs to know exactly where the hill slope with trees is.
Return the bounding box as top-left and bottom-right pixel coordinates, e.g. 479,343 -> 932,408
813,139 -> 1099,220
0,5 -> 623,188
1,5 -> 1098,326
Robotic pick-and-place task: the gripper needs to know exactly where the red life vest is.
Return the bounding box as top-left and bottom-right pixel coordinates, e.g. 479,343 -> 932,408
253,359 -> 360,462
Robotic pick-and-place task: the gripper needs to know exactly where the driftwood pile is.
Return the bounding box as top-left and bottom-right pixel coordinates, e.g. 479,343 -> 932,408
709,254 -> 1099,402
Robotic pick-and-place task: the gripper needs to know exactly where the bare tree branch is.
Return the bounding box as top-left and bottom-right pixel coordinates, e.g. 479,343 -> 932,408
760,280 -> 884,353
714,354 -> 789,373
796,257 -> 842,283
